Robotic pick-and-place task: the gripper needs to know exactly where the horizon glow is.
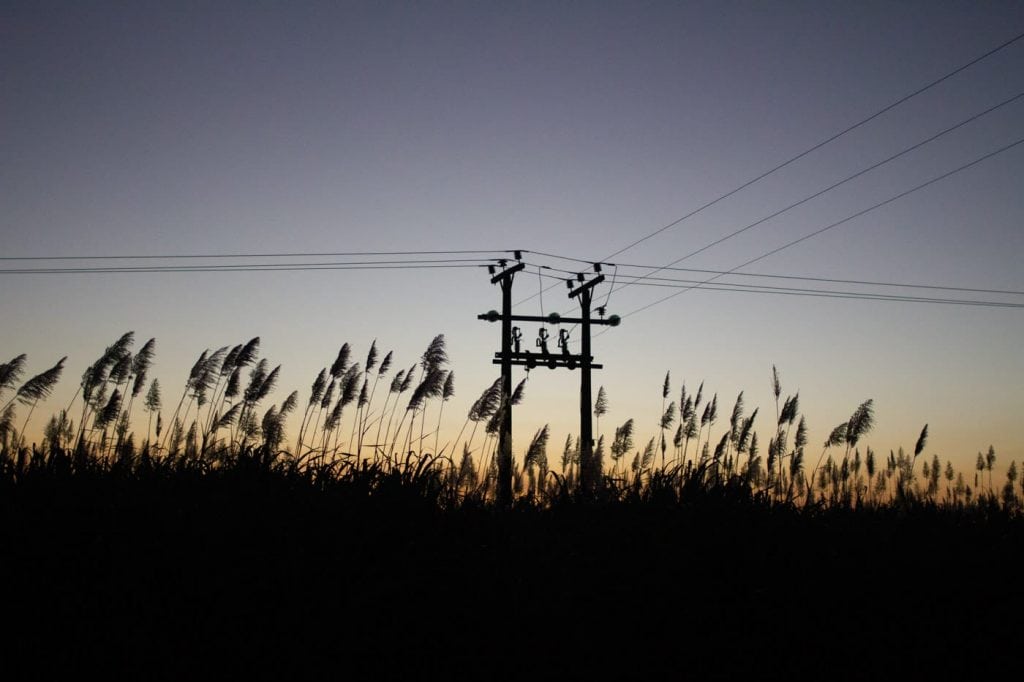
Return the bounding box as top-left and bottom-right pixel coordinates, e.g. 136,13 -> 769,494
1,2 -> 1021,479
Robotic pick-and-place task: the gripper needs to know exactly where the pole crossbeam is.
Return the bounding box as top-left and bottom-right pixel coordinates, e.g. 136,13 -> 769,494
490,261 -> 525,284
491,357 -> 603,370
493,351 -> 597,362
569,274 -> 605,299
477,312 -> 620,326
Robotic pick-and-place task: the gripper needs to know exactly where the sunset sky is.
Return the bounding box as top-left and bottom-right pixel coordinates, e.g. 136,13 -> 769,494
2,1 -> 1022,477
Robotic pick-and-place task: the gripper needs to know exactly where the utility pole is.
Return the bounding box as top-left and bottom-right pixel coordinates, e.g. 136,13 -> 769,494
568,271 -> 604,495
488,257 -> 525,507
479,261 -> 619,503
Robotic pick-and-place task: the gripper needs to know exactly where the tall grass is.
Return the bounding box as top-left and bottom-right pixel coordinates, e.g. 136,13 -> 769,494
6,339 -> 1021,682
1,334 -> 1020,515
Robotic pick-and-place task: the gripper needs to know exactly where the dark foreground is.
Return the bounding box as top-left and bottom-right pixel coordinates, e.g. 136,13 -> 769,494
3,469 -> 1020,681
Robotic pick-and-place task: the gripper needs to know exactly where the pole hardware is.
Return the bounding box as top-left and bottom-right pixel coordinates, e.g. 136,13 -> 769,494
477,258 -> 620,501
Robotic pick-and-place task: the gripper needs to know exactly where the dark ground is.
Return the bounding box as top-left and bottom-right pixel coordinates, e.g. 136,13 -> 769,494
3,471 -> 1020,681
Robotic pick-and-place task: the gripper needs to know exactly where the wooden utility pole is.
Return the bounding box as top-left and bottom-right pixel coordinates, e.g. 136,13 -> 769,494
568,273 -> 604,495
479,262 -> 619,503
488,259 -> 525,507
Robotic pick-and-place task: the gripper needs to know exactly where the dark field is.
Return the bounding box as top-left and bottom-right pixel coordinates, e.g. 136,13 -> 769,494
3,338 -> 1021,679
3,458 -> 1020,681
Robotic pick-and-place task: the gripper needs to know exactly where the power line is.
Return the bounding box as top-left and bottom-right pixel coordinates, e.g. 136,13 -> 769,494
525,254 -> 1024,296
547,88 -> 1024,313
0,249 -> 513,262
515,29 -> 1024,307
607,284 -> 1022,309
602,31 -> 1024,261
595,90 -> 1024,301
528,268 -> 1022,308
609,135 -> 1024,323
0,263 -> 491,275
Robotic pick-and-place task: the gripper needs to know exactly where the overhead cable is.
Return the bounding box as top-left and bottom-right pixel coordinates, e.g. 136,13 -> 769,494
515,30 -> 1024,307
609,135 -> 1024,323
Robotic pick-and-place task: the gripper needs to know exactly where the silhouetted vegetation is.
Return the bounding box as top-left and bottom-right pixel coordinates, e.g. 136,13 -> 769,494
1,334 -> 1020,678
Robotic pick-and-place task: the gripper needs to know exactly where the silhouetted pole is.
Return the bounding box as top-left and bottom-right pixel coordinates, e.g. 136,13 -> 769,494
491,260 -> 524,507
580,287 -> 594,492
568,273 -> 604,495
478,261 -> 618,503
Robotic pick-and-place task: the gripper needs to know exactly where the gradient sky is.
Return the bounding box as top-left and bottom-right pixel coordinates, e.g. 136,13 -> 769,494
2,1 -> 1022,477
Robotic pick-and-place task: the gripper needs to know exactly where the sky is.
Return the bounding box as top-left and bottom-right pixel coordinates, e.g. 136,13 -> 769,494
2,1 -> 1022,479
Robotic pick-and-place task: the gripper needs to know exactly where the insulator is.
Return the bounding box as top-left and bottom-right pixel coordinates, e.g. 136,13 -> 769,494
536,328 -> 550,355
